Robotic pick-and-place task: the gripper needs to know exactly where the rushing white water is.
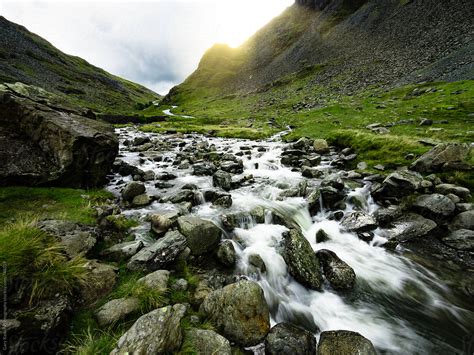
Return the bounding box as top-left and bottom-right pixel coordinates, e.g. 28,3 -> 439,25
108,127 -> 473,354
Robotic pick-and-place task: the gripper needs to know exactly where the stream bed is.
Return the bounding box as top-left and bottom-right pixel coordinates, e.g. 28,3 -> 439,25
107,127 -> 473,354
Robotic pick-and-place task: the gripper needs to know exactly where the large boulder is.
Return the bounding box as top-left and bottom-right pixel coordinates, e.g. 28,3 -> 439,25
282,229 -> 322,290
317,249 -> 356,290
264,322 -> 317,355
435,184 -> 471,201
111,304 -> 187,354
411,143 -> 472,173
80,261 -> 118,306
127,230 -> 187,271
121,182 -> 146,202
200,280 -> 270,346
313,139 -> 330,154
318,330 -> 377,355
184,328 -> 231,355
37,220 -> 97,258
0,84 -> 118,188
411,194 -> 455,220
216,240 -> 237,267
137,270 -> 170,293
177,216 -> 222,255
94,297 -> 140,327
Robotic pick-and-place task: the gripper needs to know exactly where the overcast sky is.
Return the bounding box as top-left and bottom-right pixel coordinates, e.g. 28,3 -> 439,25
1,0 -> 293,94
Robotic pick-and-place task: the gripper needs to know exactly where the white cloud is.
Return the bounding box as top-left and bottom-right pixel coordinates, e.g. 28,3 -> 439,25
0,0 -> 293,94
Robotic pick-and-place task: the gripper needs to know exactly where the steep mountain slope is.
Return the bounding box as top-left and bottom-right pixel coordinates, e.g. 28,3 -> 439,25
0,16 -> 159,113
166,0 -> 473,103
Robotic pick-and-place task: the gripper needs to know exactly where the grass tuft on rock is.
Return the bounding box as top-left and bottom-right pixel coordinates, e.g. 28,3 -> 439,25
0,217 -> 89,304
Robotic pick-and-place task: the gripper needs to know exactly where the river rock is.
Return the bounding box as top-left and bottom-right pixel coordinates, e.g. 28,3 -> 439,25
8,296 -> 71,355
341,211 -> 377,233
372,170 -> 423,199
131,193 -> 151,207
216,240 -> 237,267
410,143 -> 472,173
121,182 -> 146,202
435,184 -> 471,201
100,240 -> 144,261
150,212 -> 178,236
94,297 -> 140,327
184,328 -> 232,355
220,160 -> 244,174
264,322 -> 317,355
442,229 -> 474,251
127,230 -> 187,271
169,190 -> 196,204
282,229 -> 322,290
80,261 -> 118,305
213,194 -> 233,208
373,206 -> 402,227
456,203 -> 474,213
411,194 -> 455,219
0,84 -> 118,188
318,330 -> 377,355
316,229 -> 330,243
313,139 -> 330,154
37,220 -> 97,258
137,270 -> 170,293
111,304 -> 187,354
249,254 -> 267,273
317,249 -> 356,290
193,162 -> 217,176
213,170 -> 233,191
200,280 -> 270,346
177,216 -> 222,255
387,213 -> 437,242
449,211 -> 474,231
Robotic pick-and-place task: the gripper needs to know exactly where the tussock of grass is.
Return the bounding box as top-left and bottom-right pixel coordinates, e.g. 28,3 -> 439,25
62,327 -> 119,355
0,218 -> 89,304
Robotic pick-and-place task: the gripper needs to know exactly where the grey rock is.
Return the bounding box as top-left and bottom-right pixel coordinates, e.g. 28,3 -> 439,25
318,330 -> 377,355
169,190 -> 196,204
213,194 -> 233,208
411,143 -> 471,173
213,170 -> 233,191
313,139 -> 330,154
302,166 -> 323,178
373,206 -> 402,227
80,261 -> 117,305
217,240 -> 237,267
37,220 -> 96,258
341,211 -> 377,233
265,322 -> 317,355
317,249 -> 356,290
172,278 -> 189,291
122,182 -> 146,202
111,304 -> 187,354
450,211 -> 474,231
435,183 -> 471,201
412,194 -> 455,219
282,229 -> 322,290
137,270 -> 170,293
249,254 -> 267,273
100,241 -> 144,261
131,193 -> 151,207
443,229 -> 474,251
0,85 -> 118,188
456,203 -> 474,213
184,328 -> 232,355
150,212 -> 178,236
387,213 -> 437,242
193,162 -> 217,176
373,170 -> 423,199
177,216 -> 222,255
94,297 -> 140,327
127,230 -> 187,272
200,280 -> 270,346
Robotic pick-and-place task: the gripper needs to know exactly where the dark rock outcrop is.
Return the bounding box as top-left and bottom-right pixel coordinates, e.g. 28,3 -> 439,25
0,84 -> 118,188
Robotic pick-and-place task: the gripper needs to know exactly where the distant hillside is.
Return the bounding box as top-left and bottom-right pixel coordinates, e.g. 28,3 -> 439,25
0,16 -> 159,113
165,0 -> 473,104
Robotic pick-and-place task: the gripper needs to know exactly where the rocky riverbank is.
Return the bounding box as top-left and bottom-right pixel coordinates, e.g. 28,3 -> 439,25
2,126 -> 472,354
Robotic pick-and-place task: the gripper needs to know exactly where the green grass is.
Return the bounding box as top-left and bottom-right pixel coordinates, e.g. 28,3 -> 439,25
162,78 -> 473,183
0,218 -> 89,304
0,187 -> 114,225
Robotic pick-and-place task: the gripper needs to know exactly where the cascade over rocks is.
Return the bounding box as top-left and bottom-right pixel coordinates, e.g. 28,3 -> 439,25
0,84 -> 118,188
200,280 -> 270,346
